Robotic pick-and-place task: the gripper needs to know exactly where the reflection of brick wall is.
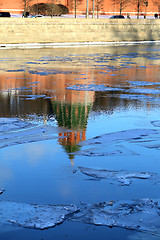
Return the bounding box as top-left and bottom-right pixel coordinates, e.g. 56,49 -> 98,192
1,0 -> 159,15
0,70 -> 95,104
0,65 -> 159,96
0,72 -> 26,90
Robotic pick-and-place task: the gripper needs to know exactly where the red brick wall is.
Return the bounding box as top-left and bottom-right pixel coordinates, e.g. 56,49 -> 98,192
0,0 -> 159,15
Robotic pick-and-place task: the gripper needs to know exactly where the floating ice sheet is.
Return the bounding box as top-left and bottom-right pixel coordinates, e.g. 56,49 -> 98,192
0,118 -> 34,133
73,144 -> 137,157
66,81 -> 160,102
20,94 -> 46,100
78,167 -> 156,186
78,129 -> 159,146
118,94 -> 155,101
0,125 -> 58,149
73,129 -> 159,157
126,88 -> 160,95
151,121 -> 160,127
70,199 -> 160,236
0,118 -> 69,149
66,84 -> 123,92
127,81 -> 160,87
0,201 -> 78,230
1,199 -> 160,235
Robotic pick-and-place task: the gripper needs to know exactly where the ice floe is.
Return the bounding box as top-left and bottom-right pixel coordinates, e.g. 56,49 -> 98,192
126,88 -> 160,95
127,81 -> 160,87
72,143 -> 138,157
0,118 -> 68,149
72,129 -> 159,157
118,94 -> 155,101
78,129 -> 159,146
0,197 -> 160,235
0,118 -> 34,133
66,81 -> 160,104
70,199 -> 160,236
78,167 -> 156,186
22,94 -> 46,100
0,125 -> 58,149
0,201 -> 78,230
66,84 -> 123,92
1,198 -> 160,235
151,121 -> 160,127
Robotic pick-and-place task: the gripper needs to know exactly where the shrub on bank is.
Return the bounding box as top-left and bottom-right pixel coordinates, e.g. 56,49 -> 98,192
29,3 -> 69,16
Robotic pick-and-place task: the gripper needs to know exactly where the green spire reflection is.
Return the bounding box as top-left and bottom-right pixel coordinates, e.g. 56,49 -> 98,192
51,101 -> 92,160
51,101 -> 92,131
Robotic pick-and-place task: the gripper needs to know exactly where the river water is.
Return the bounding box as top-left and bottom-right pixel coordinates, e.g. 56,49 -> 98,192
0,44 -> 160,239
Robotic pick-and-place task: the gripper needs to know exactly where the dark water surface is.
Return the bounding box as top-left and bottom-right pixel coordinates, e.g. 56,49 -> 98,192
0,44 -> 160,239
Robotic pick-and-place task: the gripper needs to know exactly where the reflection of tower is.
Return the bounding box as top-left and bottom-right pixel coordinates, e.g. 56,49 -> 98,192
52,101 -> 92,163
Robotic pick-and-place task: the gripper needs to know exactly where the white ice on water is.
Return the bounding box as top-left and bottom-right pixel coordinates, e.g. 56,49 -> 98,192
66,84 -> 123,92
0,198 -> 160,235
66,82 -> 160,97
0,118 -> 34,133
0,201 -> 78,229
0,118 -> 68,149
79,128 -> 159,146
70,199 -> 160,236
72,128 -> 160,157
1,119 -> 160,234
78,166 -> 156,186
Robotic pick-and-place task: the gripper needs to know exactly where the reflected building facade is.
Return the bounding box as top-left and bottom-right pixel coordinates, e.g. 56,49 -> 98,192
0,59 -> 160,159
52,95 -> 93,162
0,69 -> 95,161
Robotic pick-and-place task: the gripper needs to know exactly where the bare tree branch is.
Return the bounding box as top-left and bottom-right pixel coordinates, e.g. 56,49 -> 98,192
111,0 -> 131,15
0,1 -> 3,8
21,0 -> 33,11
152,0 -> 160,14
68,0 -> 83,18
21,0 -> 33,16
133,0 -> 148,18
90,0 -> 104,18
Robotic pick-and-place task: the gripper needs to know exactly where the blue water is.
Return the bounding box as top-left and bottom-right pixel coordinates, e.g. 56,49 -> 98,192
0,44 -> 160,239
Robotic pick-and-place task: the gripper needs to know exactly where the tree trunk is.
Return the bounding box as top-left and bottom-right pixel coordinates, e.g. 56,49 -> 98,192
75,0 -> 77,18
137,0 -> 140,19
120,0 -> 122,15
86,0 -> 89,18
97,4 -> 99,18
92,0 -> 95,18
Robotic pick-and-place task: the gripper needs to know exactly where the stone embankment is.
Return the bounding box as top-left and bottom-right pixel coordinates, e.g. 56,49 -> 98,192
0,18 -> 160,45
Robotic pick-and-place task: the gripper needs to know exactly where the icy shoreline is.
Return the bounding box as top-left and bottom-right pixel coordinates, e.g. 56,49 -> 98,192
0,41 -> 160,50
